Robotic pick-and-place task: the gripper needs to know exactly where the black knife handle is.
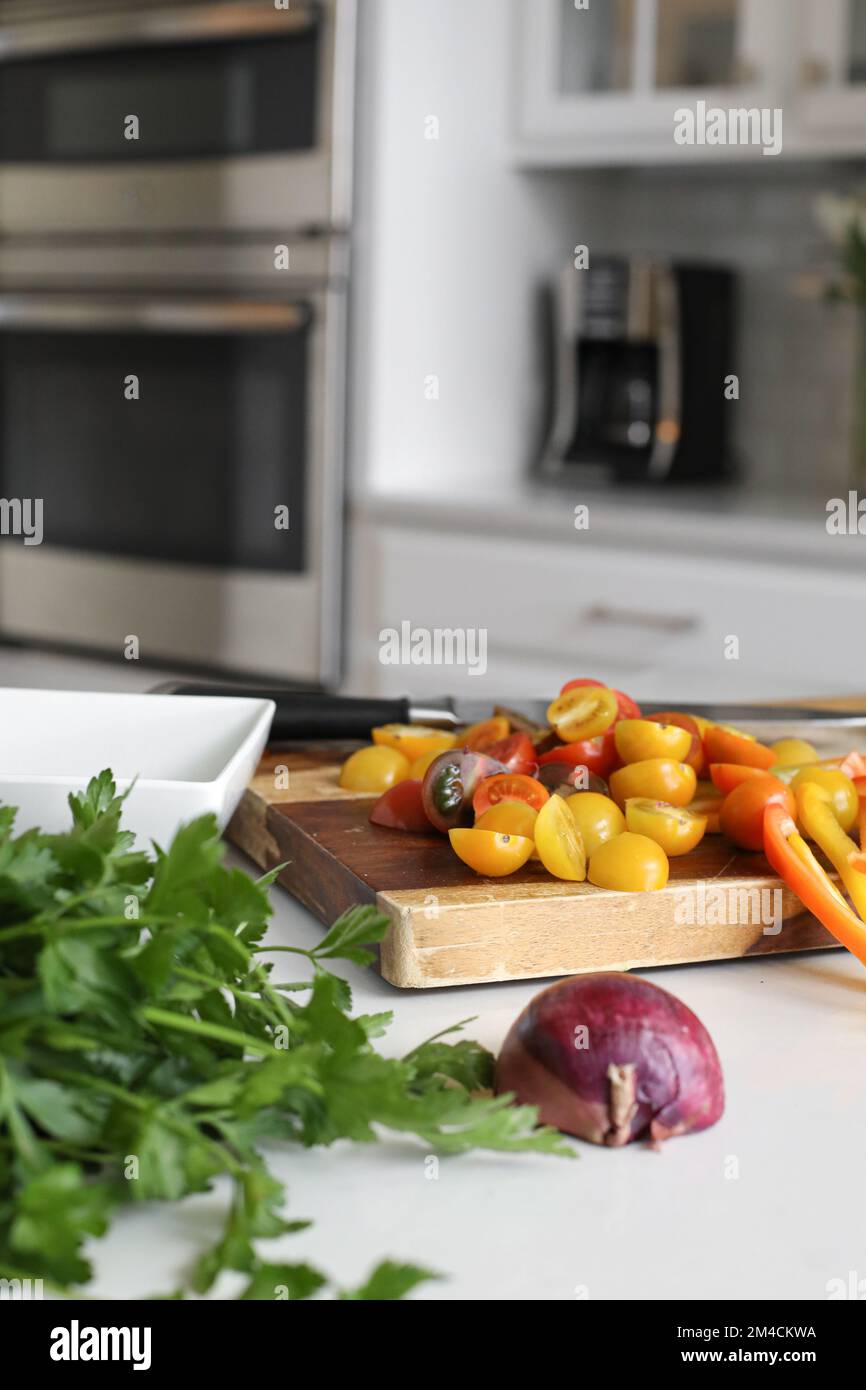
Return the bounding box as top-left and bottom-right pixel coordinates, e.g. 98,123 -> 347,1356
162,684 -> 412,741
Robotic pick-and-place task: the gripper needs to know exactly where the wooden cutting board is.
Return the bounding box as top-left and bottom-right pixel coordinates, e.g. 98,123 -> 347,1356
225,698 -> 866,988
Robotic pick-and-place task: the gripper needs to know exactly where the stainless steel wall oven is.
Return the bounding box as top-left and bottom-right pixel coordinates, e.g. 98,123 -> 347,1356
0,0 -> 355,683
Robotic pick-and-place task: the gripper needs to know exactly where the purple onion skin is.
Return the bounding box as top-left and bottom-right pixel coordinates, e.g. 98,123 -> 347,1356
495,973 -> 724,1147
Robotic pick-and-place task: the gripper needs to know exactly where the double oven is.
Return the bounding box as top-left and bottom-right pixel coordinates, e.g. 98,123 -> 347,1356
0,0 -> 356,683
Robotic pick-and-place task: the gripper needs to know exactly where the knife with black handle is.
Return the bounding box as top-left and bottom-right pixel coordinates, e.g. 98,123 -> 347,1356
151,681 -> 866,743
150,682 -> 466,740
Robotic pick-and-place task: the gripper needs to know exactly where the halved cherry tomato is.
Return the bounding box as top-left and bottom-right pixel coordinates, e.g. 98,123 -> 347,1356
764,804 -> 866,967
647,711 -> 705,775
559,679 -> 641,720
709,762 -> 769,794
770,737 -> 818,768
791,766 -> 859,834
482,733 -> 537,776
537,728 -> 619,779
547,686 -> 618,742
422,751 -> 503,832
625,798 -> 707,856
703,725 -> 776,770
371,724 -> 456,763
369,780 -> 433,832
608,758 -> 697,810
533,794 -> 587,881
449,828 -> 534,877
473,772 -> 549,818
614,718 -> 692,765
587,832 -> 669,892
536,763 -> 609,797
718,774 -> 795,852
458,716 -> 510,751
563,792 -> 625,858
339,745 -> 411,793
475,800 -> 540,858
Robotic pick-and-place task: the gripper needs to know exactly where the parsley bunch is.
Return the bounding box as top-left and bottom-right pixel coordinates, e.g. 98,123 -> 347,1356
0,772 -> 569,1299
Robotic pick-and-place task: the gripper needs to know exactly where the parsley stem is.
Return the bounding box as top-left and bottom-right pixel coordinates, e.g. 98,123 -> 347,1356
139,1007 -> 275,1056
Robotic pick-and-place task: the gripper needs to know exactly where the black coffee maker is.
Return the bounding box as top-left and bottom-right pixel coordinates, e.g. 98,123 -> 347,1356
542,257 -> 736,483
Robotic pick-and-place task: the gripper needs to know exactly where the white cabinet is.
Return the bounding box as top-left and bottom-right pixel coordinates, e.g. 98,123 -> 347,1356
515,0 -> 787,165
348,518 -> 866,703
514,0 -> 866,164
796,0 -> 866,149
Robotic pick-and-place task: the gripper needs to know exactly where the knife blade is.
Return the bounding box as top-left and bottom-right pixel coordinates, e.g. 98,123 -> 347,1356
150,682 -> 866,742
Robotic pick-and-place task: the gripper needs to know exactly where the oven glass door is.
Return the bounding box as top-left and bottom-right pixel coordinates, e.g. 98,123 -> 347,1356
0,25 -> 319,164
0,286 -> 341,682
0,296 -> 309,572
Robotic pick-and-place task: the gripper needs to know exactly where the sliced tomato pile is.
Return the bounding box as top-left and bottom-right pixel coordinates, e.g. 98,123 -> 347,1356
341,684 -> 866,958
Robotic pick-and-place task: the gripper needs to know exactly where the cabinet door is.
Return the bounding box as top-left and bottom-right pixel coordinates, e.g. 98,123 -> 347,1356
516,0 -> 786,163
797,0 -> 866,145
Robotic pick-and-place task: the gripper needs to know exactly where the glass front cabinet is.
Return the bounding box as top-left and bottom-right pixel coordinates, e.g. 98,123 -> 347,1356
515,0 -> 866,163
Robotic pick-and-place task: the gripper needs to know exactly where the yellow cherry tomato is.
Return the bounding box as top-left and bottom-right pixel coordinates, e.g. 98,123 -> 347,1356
791,766 -> 859,834
563,792 -> 625,858
770,737 -> 819,768
533,794 -> 587,881
608,758 -> 697,810
614,718 -> 692,764
587,831 -> 669,892
624,798 -> 707,856
475,801 -> 540,858
448,828 -> 534,877
546,686 -> 618,743
371,724 -> 457,762
409,749 -> 444,780
339,745 -> 411,792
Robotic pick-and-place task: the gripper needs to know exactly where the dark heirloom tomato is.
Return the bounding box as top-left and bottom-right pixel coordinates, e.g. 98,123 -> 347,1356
536,763 -> 609,797
369,781 -> 433,833
421,750 -> 503,832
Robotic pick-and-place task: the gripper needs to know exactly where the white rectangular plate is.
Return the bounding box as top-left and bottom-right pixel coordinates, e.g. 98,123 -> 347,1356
0,688 -> 274,847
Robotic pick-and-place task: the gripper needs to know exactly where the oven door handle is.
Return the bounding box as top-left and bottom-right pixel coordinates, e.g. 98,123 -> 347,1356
0,294 -> 310,333
0,2 -> 319,61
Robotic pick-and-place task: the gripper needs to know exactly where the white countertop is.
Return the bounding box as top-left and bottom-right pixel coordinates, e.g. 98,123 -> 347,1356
355,478 -> 866,572
83,870 -> 866,1302
2,647 -> 864,1301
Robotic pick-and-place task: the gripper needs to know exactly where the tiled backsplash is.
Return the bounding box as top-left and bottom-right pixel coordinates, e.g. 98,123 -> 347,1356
569,164 -> 866,497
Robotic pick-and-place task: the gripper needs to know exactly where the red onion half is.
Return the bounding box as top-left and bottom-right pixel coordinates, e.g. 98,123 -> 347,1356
495,973 -> 724,1147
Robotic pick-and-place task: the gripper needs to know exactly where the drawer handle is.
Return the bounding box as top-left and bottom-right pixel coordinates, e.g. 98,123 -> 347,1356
583,604 -> 699,636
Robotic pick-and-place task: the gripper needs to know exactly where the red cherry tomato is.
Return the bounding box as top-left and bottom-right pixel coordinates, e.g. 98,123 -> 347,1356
473,773 -> 549,818
482,733 -> 537,776
537,727 -> 619,779
560,678 -> 641,721
719,775 -> 796,852
369,780 -> 433,832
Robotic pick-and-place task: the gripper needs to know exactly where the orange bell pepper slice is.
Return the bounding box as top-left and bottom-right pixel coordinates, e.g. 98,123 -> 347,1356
703,725 -> 776,770
764,804 -> 866,967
